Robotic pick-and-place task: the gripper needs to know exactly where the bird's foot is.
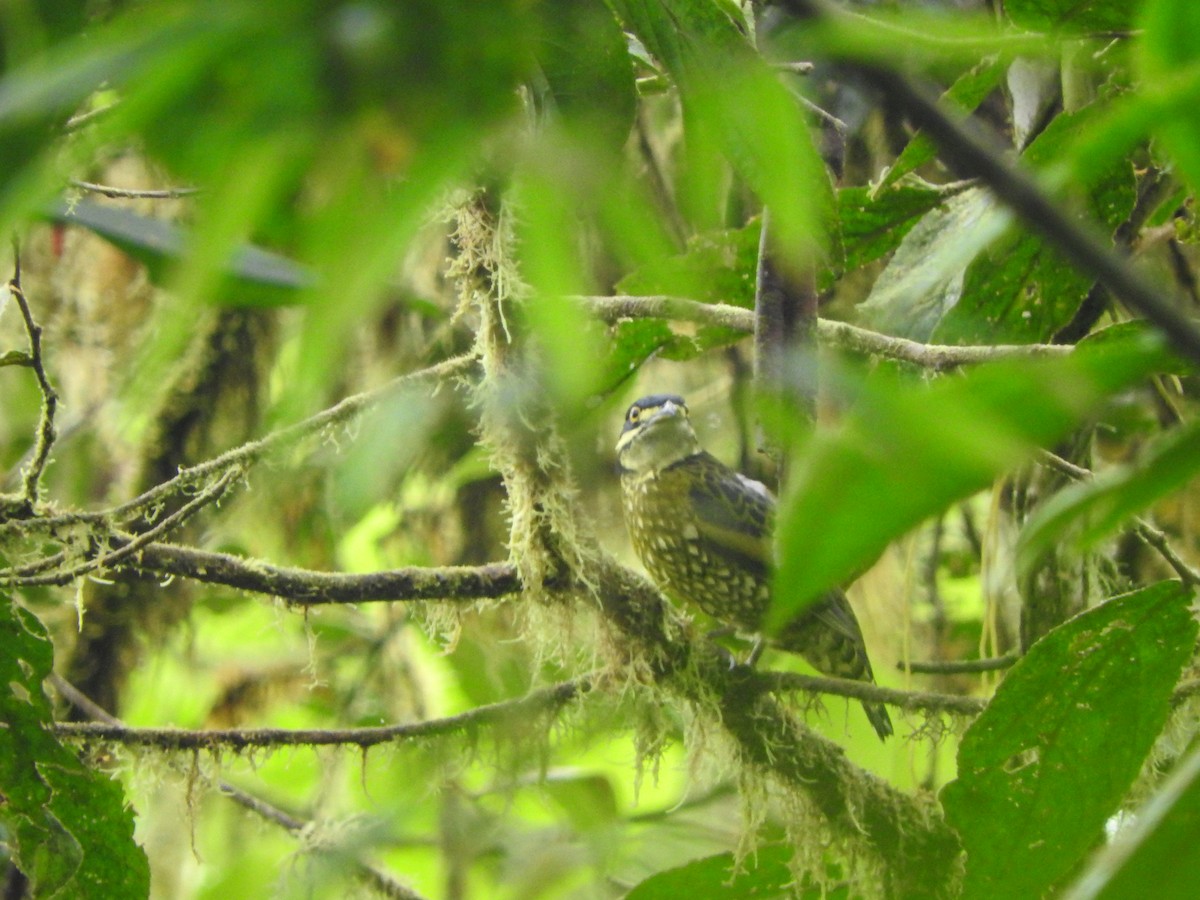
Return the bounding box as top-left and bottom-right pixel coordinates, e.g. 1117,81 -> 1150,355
744,637 -> 766,668
704,627 -> 739,670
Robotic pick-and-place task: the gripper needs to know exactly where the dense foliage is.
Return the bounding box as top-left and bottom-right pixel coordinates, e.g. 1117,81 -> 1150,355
2,1 -> 1200,897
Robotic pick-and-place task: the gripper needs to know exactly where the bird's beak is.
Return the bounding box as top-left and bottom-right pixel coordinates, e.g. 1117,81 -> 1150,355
646,400 -> 682,426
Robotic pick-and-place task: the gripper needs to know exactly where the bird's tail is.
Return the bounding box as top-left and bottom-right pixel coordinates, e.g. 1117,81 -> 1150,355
862,700 -> 894,741
776,591 -> 894,741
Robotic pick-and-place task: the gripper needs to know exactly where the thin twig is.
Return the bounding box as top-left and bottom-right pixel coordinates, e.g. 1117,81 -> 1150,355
898,654 -> 1019,675
50,675 -> 429,900
70,179 -> 200,200
64,103 -> 118,130
55,680 -> 586,750
0,470 -> 239,586
1131,520 -> 1200,586
753,670 -> 987,716
0,353 -> 478,540
7,251 -> 59,511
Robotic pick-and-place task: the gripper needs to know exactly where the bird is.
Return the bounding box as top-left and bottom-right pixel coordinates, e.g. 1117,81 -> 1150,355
616,393 -> 893,740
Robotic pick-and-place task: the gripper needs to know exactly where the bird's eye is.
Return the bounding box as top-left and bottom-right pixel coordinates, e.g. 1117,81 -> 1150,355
628,407 -> 640,424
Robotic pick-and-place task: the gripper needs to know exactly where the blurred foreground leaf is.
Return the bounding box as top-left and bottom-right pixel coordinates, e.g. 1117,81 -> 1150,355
1138,0 -> 1200,194
1005,0 -> 1140,32
49,199 -> 314,300
609,0 -> 827,260
941,582 -> 1196,899
771,329 -> 1173,626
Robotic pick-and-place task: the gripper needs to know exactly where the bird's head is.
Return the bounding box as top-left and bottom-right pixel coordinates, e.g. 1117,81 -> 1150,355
616,394 -> 701,474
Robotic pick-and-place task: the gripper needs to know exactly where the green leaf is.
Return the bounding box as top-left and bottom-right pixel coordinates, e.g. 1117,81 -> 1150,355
594,318 -> 746,397
608,0 -> 827,261
1005,0 -> 1143,32
0,594 -> 149,898
856,186 -> 1007,341
616,222 -> 761,306
1138,0 -> 1200,194
535,0 -> 636,155
1018,418 -> 1200,581
47,199 -> 314,299
837,182 -> 946,272
941,582 -> 1196,900
879,58 -> 1006,190
770,329 -> 1172,627
625,845 -> 838,899
1062,741 -> 1200,900
934,104 -> 1136,344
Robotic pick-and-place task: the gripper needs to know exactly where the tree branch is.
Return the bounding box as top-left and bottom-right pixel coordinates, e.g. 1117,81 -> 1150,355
754,207 -> 820,423
2,251 -> 59,517
754,670 -> 986,716
1,470 -> 239,586
898,654 -> 1019,675
0,352 -> 478,540
54,679 -> 586,751
132,542 -> 525,604
578,295 -> 1072,367
70,179 -> 199,200
50,675 -> 431,900
1037,450 -> 1200,586
589,559 -> 961,896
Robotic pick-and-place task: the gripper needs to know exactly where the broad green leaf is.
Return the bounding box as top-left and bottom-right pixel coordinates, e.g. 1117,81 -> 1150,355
770,329 -> 1173,627
934,104 -> 1135,344
625,845 -> 840,899
608,0 -> 827,263
1006,0 -> 1143,33
616,222 -> 761,306
535,0 -> 636,155
942,582 -> 1196,900
1138,0 -> 1200,194
838,182 -> 945,273
879,58 -> 1006,190
0,595 -> 149,898
48,199 -> 314,299
1063,741 -> 1200,900
856,186 -> 1007,341
1066,60 -> 1200,188
1018,417 -> 1200,579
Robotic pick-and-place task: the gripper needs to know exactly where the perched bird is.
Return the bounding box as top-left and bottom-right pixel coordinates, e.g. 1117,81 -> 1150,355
616,393 -> 893,740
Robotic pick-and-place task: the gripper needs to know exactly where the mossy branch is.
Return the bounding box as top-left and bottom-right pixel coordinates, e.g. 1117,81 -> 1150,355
132,543 -> 526,604
54,679 -> 586,750
0,352 -> 478,542
591,559 -> 961,896
1,251 -> 59,518
579,295 -> 1072,368
52,675 -> 430,900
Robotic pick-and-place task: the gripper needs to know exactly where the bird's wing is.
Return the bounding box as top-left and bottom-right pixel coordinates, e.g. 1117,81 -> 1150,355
687,456 -> 866,647
686,454 -> 775,573
802,590 -> 871,648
